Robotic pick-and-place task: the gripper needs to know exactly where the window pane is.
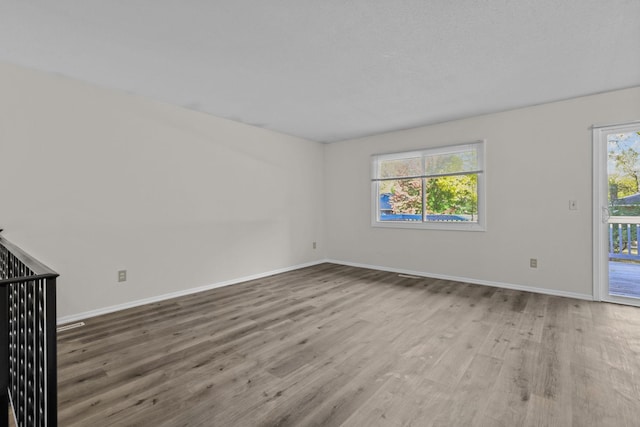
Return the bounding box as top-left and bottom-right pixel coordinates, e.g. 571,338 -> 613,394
607,131 -> 640,216
425,174 -> 478,222
424,146 -> 478,175
379,179 -> 423,221
379,156 -> 422,179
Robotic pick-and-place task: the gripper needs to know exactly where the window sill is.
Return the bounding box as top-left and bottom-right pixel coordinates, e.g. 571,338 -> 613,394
371,220 -> 486,231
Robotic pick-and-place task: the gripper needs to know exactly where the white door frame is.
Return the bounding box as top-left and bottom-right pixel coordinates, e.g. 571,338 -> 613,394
593,121 -> 640,306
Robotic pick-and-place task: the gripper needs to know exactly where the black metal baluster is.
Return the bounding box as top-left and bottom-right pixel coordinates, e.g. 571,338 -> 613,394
44,278 -> 56,427
1,284 -> 8,427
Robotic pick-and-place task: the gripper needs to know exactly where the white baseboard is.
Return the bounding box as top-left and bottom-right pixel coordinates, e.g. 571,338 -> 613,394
58,257 -> 595,325
326,259 -> 595,301
57,259 -> 326,325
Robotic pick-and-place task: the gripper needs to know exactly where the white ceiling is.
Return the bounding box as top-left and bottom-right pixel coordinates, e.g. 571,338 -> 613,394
1,1 -> 639,143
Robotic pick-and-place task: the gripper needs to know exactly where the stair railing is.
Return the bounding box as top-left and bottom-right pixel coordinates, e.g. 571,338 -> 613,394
1,231 -> 58,427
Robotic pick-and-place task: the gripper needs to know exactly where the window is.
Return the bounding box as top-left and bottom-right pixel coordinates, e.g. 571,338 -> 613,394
371,141 -> 485,230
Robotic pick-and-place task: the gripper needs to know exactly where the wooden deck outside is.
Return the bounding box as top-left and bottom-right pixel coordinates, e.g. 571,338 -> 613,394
609,261 -> 640,298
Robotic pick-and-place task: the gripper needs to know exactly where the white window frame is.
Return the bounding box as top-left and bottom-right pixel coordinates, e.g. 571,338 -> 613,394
371,140 -> 486,231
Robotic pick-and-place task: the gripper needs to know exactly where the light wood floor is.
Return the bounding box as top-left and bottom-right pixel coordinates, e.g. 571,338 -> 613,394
57,263 -> 640,426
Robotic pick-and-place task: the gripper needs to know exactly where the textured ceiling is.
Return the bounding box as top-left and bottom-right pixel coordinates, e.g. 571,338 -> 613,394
1,1 -> 639,142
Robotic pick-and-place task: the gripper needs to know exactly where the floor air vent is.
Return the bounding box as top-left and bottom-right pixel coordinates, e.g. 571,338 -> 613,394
57,322 -> 86,332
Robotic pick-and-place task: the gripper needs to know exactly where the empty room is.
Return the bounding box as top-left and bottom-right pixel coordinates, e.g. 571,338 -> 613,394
2,1 -> 640,426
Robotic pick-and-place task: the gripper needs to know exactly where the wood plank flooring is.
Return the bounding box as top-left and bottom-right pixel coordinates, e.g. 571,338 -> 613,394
57,263 -> 640,426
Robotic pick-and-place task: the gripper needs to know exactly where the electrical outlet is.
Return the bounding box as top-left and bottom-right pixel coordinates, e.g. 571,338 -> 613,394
530,258 -> 538,269
312,241 -> 317,249
118,270 -> 127,282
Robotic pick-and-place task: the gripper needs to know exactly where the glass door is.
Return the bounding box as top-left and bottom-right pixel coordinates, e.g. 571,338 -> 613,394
594,122 -> 640,306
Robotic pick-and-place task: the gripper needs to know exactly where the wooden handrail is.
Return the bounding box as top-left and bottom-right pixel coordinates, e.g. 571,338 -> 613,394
608,216 -> 640,224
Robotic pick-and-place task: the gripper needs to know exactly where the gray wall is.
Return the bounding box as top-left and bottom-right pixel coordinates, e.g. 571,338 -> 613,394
325,87 -> 640,298
0,63 -> 325,319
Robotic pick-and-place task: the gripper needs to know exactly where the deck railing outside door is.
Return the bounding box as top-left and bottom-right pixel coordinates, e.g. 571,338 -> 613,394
1,232 -> 58,427
609,216 -> 640,261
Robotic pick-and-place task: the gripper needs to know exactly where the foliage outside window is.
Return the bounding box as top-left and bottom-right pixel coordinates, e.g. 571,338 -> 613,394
372,141 -> 485,230
607,130 -> 640,256
608,131 -> 640,216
